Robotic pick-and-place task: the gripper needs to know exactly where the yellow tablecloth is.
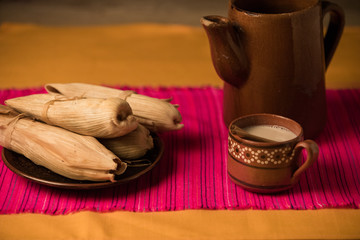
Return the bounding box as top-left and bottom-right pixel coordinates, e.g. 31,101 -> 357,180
0,23 -> 359,89
0,23 -> 359,239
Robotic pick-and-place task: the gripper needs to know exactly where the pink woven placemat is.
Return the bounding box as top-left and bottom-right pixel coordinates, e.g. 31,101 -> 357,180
0,86 -> 360,214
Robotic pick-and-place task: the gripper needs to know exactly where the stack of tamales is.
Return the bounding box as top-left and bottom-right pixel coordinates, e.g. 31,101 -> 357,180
0,83 -> 183,182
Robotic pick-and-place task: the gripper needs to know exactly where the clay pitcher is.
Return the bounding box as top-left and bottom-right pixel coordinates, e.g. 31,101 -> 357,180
201,0 -> 345,138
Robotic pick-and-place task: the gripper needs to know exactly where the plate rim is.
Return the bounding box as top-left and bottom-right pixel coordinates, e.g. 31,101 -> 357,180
1,134 -> 164,189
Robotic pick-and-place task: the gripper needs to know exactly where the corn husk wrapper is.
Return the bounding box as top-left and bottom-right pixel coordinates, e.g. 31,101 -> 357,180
5,94 -> 138,138
45,83 -> 184,132
99,124 -> 154,160
0,105 -> 127,182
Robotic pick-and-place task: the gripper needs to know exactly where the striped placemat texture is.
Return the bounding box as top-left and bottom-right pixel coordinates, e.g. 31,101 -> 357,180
0,87 -> 359,214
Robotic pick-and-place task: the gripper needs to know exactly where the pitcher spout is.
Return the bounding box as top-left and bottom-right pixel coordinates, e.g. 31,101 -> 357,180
201,16 -> 248,88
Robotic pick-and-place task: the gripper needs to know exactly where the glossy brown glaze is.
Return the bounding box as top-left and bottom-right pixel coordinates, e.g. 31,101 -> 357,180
201,0 -> 345,138
227,114 -> 319,193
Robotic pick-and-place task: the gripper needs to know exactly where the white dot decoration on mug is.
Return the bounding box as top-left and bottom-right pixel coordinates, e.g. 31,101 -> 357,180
228,136 -> 295,165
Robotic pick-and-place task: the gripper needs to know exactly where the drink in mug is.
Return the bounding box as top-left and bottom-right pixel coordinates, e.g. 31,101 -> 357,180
242,125 -> 297,142
227,114 -> 319,193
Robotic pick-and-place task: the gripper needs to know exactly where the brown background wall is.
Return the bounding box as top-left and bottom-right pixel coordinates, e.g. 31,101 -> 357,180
0,0 -> 359,26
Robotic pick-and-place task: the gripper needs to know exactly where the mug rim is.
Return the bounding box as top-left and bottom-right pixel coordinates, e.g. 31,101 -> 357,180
230,0 -> 320,16
228,113 -> 304,147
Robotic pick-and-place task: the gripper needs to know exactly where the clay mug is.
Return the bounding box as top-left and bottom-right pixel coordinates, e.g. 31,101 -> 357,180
201,0 -> 345,138
227,114 -> 319,193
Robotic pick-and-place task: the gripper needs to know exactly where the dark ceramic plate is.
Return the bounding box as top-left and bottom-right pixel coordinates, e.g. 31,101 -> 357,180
1,133 -> 164,189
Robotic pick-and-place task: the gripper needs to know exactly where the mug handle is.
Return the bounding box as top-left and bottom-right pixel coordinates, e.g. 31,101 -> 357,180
291,140 -> 319,184
321,1 -> 345,70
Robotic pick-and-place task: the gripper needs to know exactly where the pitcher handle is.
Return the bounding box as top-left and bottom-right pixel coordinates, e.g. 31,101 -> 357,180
321,1 -> 345,70
291,140 -> 319,184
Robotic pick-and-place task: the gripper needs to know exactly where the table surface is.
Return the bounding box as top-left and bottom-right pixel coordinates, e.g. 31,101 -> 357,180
0,23 -> 359,240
